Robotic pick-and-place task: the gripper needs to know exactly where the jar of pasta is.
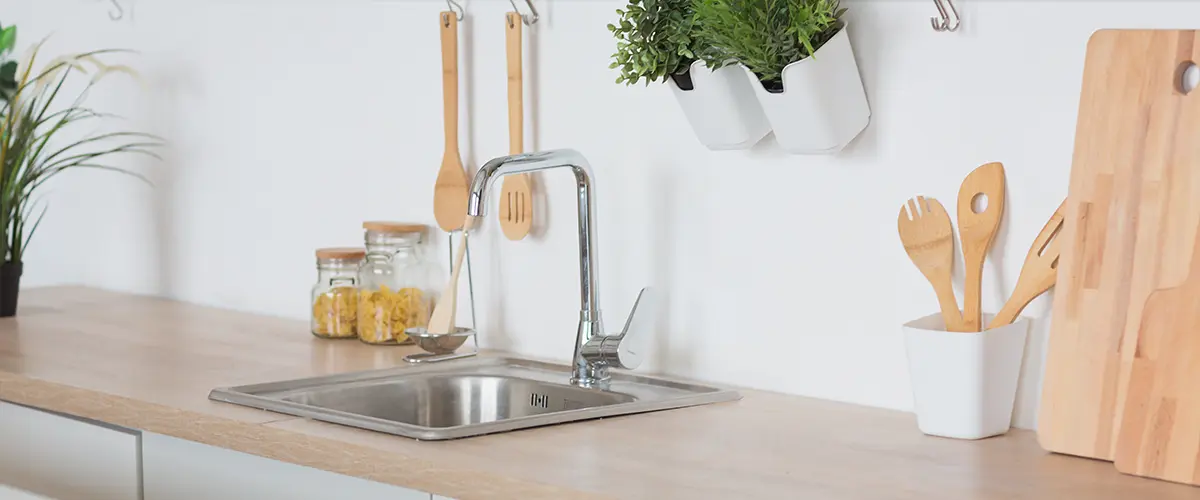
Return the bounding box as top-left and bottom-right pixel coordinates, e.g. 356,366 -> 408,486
311,247 -> 364,339
356,222 -> 441,345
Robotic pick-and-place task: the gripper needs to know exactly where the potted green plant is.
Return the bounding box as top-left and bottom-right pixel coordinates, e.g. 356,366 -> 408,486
0,28 -> 160,316
609,0 -> 769,150
695,0 -> 869,154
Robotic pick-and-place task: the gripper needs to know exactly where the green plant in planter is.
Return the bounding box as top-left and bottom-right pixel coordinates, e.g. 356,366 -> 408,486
0,39 -> 161,315
694,0 -> 845,92
608,0 -> 706,88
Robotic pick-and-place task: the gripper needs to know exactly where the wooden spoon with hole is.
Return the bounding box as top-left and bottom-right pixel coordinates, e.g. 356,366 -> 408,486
957,162 -> 1006,332
498,12 -> 533,240
988,200 -> 1065,329
433,12 -> 469,234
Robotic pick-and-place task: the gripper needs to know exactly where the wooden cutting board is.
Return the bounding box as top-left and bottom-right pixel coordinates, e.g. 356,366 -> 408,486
1116,227 -> 1200,483
1039,29 -> 1200,463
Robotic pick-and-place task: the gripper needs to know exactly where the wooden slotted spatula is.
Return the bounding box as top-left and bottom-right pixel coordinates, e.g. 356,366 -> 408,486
433,12 -> 469,234
498,12 -> 533,240
898,196 -> 968,332
987,200 -> 1065,329
957,162 -> 1006,332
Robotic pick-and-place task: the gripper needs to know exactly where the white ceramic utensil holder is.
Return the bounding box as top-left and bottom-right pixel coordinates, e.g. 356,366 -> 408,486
743,26 -> 870,154
669,60 -> 771,150
903,313 -> 1030,440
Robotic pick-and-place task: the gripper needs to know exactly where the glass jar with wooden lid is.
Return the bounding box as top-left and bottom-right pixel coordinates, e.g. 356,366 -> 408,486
356,222 -> 441,345
311,247 -> 365,339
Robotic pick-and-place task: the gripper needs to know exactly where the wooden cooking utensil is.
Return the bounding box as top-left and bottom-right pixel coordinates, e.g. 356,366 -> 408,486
898,196 -> 967,332
433,12 -> 469,233
428,217 -> 478,334
498,12 -> 533,240
1039,30 -> 1200,463
987,200 -> 1065,329
956,162 -> 1006,332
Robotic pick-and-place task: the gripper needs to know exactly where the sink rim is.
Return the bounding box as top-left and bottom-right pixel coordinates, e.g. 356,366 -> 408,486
209,356 -> 741,440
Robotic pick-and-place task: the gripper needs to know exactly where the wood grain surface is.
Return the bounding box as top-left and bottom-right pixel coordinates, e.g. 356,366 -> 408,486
1117,225 -> 1200,484
1,288 -> 1197,499
1038,29 -> 1200,463
1091,29 -> 1200,485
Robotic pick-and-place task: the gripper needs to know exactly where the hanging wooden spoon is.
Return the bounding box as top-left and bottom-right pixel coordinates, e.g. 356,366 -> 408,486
498,12 -> 533,240
957,162 -> 1006,332
433,12 -> 469,233
988,200 -> 1065,329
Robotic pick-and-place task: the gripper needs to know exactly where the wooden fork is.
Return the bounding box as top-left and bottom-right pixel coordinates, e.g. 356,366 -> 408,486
898,196 -> 968,332
988,200 -> 1066,329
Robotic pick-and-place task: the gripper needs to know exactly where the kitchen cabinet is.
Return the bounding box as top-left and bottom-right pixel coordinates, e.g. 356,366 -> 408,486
0,400 -> 141,500
142,432 -> 431,500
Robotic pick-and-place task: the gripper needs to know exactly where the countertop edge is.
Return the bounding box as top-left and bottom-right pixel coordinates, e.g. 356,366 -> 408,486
0,371 -> 605,500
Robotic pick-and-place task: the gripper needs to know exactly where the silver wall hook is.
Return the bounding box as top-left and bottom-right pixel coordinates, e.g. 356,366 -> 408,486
931,0 -> 960,32
446,0 -> 464,21
108,0 -> 125,21
508,0 -> 539,26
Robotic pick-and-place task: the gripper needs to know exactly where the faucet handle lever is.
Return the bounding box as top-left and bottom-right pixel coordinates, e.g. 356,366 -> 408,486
617,287 -> 656,370
582,287 -> 655,371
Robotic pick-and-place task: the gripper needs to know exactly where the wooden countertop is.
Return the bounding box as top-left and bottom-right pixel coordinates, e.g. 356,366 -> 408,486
1,287 -> 1197,500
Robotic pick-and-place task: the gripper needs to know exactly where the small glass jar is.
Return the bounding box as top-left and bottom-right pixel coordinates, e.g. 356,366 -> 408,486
356,222 -> 441,345
311,247 -> 365,339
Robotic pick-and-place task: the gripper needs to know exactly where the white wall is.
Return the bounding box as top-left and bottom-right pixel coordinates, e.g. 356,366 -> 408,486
8,0 -> 1195,428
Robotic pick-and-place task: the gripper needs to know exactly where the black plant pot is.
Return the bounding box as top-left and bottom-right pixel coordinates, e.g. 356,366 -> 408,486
0,261 -> 22,317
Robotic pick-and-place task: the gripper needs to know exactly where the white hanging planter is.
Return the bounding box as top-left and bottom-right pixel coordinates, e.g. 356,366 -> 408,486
903,313 -> 1030,440
669,60 -> 771,150
742,25 -> 870,154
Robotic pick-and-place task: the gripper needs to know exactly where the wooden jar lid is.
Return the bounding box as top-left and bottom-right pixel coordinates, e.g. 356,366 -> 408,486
361,221 -> 427,234
314,247 -> 366,260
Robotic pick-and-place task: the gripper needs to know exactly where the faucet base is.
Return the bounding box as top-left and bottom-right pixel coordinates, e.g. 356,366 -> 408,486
570,312 -> 607,388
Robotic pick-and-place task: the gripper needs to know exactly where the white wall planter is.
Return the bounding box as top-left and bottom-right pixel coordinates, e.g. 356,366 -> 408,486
903,313 -> 1030,440
743,26 -> 870,154
669,60 -> 771,150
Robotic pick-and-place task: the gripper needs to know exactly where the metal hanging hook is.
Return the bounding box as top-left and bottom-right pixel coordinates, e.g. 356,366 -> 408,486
445,0 -> 464,22
930,0 -> 960,32
508,0 -> 539,26
108,0 -> 125,21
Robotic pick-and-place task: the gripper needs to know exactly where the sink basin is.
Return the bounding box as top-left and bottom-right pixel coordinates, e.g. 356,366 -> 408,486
210,357 -> 740,440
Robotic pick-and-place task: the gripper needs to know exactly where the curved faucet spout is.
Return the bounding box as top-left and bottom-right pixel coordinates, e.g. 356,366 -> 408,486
468,149 -> 592,217
466,149 -> 605,386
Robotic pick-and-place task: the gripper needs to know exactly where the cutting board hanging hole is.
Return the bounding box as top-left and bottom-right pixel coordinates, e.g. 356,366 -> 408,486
971,193 -> 989,214
1175,61 -> 1199,94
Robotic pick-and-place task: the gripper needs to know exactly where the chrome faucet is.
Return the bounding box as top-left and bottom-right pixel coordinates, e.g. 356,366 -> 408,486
467,149 -> 652,389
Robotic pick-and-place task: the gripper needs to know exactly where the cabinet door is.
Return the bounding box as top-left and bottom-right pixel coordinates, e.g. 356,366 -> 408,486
0,400 -> 141,500
142,433 -> 430,500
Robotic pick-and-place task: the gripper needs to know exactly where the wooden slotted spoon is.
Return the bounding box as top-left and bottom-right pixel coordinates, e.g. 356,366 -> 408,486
498,12 -> 533,240
898,196 -> 968,332
433,12 -> 469,234
987,200 -> 1065,329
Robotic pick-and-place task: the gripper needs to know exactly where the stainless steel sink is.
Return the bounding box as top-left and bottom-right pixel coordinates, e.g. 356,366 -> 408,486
210,357 -> 739,440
